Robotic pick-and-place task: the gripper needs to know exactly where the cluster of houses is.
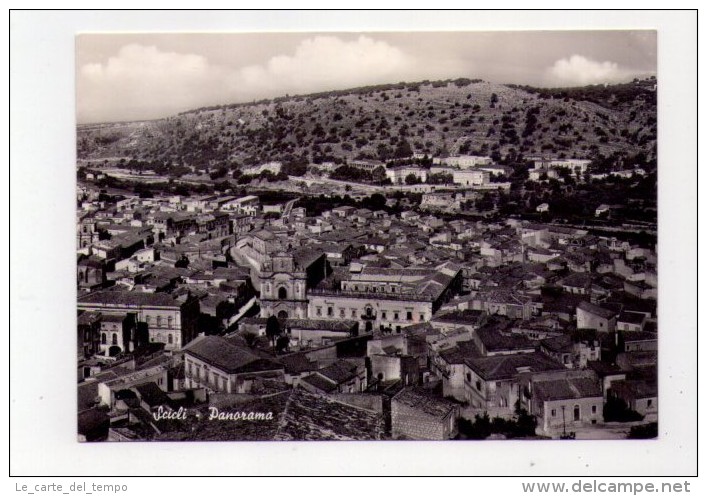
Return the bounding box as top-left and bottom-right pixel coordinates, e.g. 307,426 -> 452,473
76,167 -> 657,441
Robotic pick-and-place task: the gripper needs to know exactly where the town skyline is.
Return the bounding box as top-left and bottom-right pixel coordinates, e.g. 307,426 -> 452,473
76,63 -> 659,442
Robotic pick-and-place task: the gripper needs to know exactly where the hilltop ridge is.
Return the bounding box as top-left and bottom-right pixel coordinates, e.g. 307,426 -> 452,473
77,77 -> 657,173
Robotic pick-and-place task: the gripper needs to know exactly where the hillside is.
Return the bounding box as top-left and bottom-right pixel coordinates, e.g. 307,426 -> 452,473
77,77 -> 657,173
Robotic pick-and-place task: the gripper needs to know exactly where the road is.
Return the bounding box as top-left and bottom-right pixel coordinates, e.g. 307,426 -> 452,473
550,421 -> 647,440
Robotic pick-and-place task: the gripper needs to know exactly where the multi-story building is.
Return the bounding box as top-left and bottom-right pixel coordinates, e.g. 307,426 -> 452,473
77,311 -> 102,360
221,195 -> 260,216
77,217 -> 101,249
452,169 -> 489,187
391,386 -> 460,440
183,335 -> 284,394
433,155 -> 493,168
386,166 -> 428,185
307,264 -> 463,334
77,291 -> 200,351
258,251 -> 327,320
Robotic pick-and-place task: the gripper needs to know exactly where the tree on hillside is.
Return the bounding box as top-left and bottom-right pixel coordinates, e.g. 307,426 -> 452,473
362,193 -> 386,211
394,139 -> 413,159
405,174 -> 421,185
377,143 -> 392,161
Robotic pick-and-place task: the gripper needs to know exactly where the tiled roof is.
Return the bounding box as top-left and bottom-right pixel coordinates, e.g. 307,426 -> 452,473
318,361 -> 358,384
393,386 -> 457,418
279,354 -> 317,375
612,379 -> 657,398
541,334 -> 573,353
78,290 -> 179,308
439,341 -> 481,364
618,311 -> 647,325
464,352 -> 565,381
133,382 -> 171,407
533,377 -> 602,402
301,373 -> 338,393
577,301 -> 616,319
77,311 -> 102,325
476,327 -> 535,352
183,335 -> 281,374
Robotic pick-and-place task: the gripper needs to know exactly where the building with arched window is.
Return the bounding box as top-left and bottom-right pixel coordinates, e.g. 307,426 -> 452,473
183,335 -> 284,394
258,251 -> 327,321
78,291 -> 200,352
97,314 -> 131,355
306,263 -> 463,334
529,371 -> 605,438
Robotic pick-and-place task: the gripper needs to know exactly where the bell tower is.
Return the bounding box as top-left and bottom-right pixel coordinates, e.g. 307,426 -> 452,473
258,252 -> 308,320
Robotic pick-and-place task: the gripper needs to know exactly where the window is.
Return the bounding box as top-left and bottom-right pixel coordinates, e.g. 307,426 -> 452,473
339,309 -> 345,318
394,312 -> 399,321
647,399 -> 653,408
351,309 -> 357,318
573,405 -> 580,421
316,307 -> 322,317
551,409 -> 557,417
381,311 -> 387,320
112,333 -> 118,345
101,333 -> 107,345
466,373 -> 471,382
476,380 -> 482,391
278,287 -> 288,300
406,311 -> 413,321
419,314 -> 425,321
168,334 -> 173,345
167,316 -> 173,328
327,307 -> 333,317
591,405 -> 597,414
145,315 -> 151,325
156,316 -> 162,327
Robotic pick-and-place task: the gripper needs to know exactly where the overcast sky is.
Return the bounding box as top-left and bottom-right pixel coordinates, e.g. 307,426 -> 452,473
76,31 -> 656,124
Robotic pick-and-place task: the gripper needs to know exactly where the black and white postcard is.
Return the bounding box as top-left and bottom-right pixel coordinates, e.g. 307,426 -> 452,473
10,10 -> 697,478
75,30 -> 660,443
